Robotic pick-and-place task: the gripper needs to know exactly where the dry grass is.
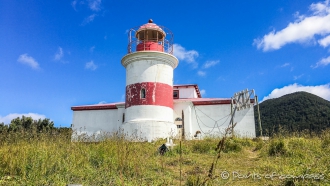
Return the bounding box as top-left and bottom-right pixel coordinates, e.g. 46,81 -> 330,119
0,130 -> 329,185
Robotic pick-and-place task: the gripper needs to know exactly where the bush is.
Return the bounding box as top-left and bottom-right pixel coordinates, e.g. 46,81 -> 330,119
185,175 -> 203,186
321,129 -> 330,149
254,140 -> 264,151
268,139 -> 288,156
223,138 -> 242,153
233,137 -> 254,147
173,143 -> 191,155
191,139 -> 216,154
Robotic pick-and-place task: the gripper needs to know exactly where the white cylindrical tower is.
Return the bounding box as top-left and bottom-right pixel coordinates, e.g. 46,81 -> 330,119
121,20 -> 178,141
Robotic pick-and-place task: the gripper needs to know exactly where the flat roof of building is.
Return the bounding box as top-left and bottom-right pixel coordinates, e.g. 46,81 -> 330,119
71,102 -> 125,111
71,98 -> 236,111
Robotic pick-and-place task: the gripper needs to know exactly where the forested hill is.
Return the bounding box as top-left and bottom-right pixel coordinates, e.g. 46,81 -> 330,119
254,91 -> 330,136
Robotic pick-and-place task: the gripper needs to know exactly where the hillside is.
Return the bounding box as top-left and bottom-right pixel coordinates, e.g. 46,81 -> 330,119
255,91 -> 330,136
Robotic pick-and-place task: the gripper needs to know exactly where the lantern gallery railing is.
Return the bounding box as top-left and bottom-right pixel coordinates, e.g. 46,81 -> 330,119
126,26 -> 174,54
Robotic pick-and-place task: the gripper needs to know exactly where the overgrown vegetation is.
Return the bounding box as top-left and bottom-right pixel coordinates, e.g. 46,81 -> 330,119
255,91 -> 330,136
0,116 -> 330,185
0,116 -> 72,144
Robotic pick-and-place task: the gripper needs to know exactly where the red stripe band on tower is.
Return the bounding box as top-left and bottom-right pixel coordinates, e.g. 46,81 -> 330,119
125,82 -> 173,109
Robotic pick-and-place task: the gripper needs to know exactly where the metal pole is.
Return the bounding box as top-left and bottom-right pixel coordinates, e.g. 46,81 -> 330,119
256,95 -> 262,136
128,29 -> 132,53
231,101 -> 233,137
180,140 -> 182,186
182,110 -> 185,140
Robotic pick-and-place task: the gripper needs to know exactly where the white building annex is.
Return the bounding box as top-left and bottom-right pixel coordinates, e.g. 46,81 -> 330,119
71,20 -> 256,141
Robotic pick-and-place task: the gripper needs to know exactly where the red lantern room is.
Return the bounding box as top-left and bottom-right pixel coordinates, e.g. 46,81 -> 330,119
127,19 -> 174,54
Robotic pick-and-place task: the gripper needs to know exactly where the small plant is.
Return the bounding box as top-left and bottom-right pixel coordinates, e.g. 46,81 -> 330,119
223,138 -> 242,153
268,139 -> 288,156
173,144 -> 191,155
254,140 -> 264,151
191,139 -> 216,154
321,129 -> 330,148
185,175 -> 203,186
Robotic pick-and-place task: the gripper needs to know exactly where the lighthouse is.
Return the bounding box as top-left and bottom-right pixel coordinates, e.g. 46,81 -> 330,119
121,20 -> 179,141
71,20 -> 256,141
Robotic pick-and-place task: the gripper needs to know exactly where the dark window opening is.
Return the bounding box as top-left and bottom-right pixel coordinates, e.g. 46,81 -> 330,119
177,125 -> 183,128
141,88 -> 146,99
173,90 -> 179,99
122,113 -> 125,123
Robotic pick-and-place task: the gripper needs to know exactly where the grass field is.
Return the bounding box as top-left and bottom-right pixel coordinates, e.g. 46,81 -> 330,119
0,130 -> 329,186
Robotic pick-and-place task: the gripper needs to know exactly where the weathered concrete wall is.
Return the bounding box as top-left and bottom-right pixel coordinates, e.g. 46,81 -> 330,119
72,100 -> 256,141
125,105 -> 173,122
125,82 -> 173,108
175,87 -> 198,99
72,109 -> 124,140
173,101 -> 256,139
121,51 -> 179,141
173,100 -> 193,139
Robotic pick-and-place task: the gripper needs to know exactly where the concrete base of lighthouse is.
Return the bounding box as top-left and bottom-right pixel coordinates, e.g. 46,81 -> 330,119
121,120 -> 177,142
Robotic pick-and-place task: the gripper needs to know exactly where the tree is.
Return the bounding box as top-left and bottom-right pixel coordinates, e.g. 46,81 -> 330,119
8,116 -> 55,132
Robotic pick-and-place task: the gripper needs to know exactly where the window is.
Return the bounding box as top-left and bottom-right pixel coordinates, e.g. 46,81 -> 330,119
177,125 -> 182,128
173,90 -> 179,99
122,113 -> 125,123
141,88 -> 146,99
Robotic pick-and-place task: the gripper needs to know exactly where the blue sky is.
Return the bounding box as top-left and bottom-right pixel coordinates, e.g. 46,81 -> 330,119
1,0 -> 330,126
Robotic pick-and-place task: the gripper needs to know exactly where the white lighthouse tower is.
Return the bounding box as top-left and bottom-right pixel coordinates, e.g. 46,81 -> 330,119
121,19 -> 178,141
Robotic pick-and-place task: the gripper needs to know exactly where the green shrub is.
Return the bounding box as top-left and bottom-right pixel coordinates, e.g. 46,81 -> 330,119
233,137 -> 254,147
254,140 -> 264,151
173,143 -> 191,155
268,139 -> 288,156
322,138 -> 330,149
191,140 -> 216,154
223,138 -> 242,153
185,174 -> 203,186
321,129 -> 330,149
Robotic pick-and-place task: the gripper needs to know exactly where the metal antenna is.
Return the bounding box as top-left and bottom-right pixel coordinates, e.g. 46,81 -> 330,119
230,89 -> 256,137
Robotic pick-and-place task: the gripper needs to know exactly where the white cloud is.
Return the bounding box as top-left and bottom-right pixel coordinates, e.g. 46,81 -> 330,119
0,113 -> 46,125
254,0 -> 330,51
293,11 -> 306,22
311,56 -> 330,68
72,0 -> 101,12
310,0 -> 330,15
71,0 -> 78,10
197,70 -> 206,77
17,54 -> 40,70
85,60 -> 97,70
281,63 -> 290,67
318,35 -> 330,47
293,74 -> 304,80
98,101 -> 107,104
54,47 -> 64,61
90,46 -> 95,52
200,89 -> 206,96
217,76 -> 225,81
88,0 -> 102,11
262,83 -> 330,102
173,44 -> 199,68
203,60 -> 220,69
82,14 -> 96,25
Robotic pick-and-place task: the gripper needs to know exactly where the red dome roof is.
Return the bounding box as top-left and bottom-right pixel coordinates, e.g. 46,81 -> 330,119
136,19 -> 165,37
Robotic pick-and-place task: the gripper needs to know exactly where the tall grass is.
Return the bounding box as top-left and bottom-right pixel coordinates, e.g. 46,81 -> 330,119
0,129 -> 329,185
